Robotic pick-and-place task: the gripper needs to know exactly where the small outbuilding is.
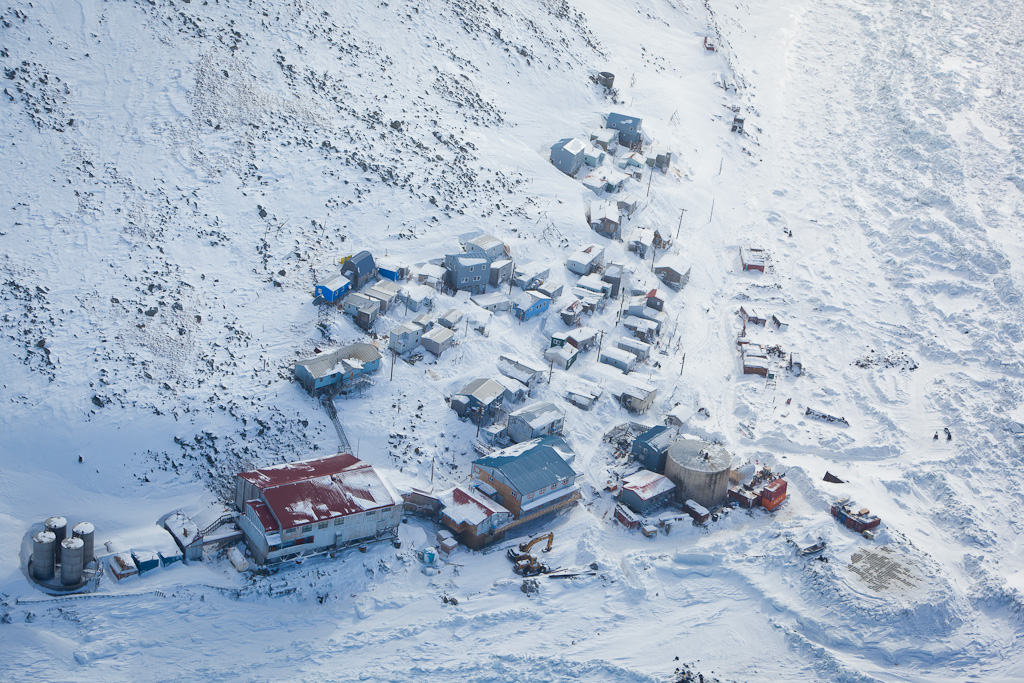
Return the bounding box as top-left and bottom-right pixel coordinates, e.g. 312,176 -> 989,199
567,244 -> 605,276
422,325 -> 455,356
600,347 -> 637,374
740,246 -> 766,272
513,290 -> 551,322
619,470 -> 676,515
590,127 -> 619,152
589,200 -> 621,239
471,291 -> 511,312
654,255 -> 691,290
315,273 -> 351,303
545,344 -> 578,370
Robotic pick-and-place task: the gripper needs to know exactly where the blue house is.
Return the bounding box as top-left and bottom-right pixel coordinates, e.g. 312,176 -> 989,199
377,261 -> 408,282
341,251 -> 377,290
512,290 -> 551,322
550,138 -> 586,176
606,113 -> 643,148
631,425 -> 675,473
314,273 -> 350,303
293,343 -> 382,395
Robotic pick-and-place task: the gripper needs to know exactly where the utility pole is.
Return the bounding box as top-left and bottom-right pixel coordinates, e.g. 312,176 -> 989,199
675,207 -> 687,241
709,197 -> 716,223
680,352 -> 686,376
549,359 -> 554,384
597,330 -> 604,357
390,348 -> 396,381
651,242 -> 657,272
645,167 -> 654,197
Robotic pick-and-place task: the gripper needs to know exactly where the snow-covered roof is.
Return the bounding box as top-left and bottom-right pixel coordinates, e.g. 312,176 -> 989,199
601,347 -> 635,365
423,326 -> 455,343
622,470 -> 676,501
509,402 -> 563,429
467,234 -> 505,252
473,436 -> 576,495
472,291 -> 509,307
441,486 -> 511,526
164,510 -> 202,546
655,254 -> 689,275
316,272 -> 350,291
295,343 -> 381,380
457,377 -> 506,405
238,453 -> 399,530
514,290 -> 549,309
553,137 -> 586,155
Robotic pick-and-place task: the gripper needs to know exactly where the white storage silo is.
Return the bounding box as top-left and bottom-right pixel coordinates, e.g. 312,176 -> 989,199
31,531 -> 57,581
60,536 -> 85,586
72,522 -> 95,563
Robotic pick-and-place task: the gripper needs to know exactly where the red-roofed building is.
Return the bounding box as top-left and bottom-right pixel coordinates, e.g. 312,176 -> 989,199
235,453 -> 401,564
438,485 -> 513,550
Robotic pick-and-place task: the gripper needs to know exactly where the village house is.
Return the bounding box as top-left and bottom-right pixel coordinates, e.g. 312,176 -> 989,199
471,436 -> 580,520
536,280 -> 564,300
567,244 -> 605,276
606,112 -> 643,148
495,375 -> 529,405
342,292 -> 380,330
616,194 -> 640,218
617,338 -> 651,362
616,151 -> 647,179
648,149 -> 673,173
411,312 -> 432,330
498,354 -> 547,388
742,344 -> 769,376
583,143 -> 606,167
314,272 -> 350,303
544,343 -> 578,370
600,347 -> 637,374
464,234 -> 510,262
364,280 -> 400,313
582,167 -> 629,195
376,260 -> 409,282
399,284 -> 436,312
451,377 -> 508,424
507,402 -> 565,443
565,380 -> 602,410
550,137 -> 586,176
438,309 -> 464,329
623,315 -> 661,343
789,353 -> 803,376
413,262 -> 446,289
560,298 -> 584,326
631,425 -> 675,473
619,470 -> 676,515
438,485 -> 514,550
293,343 -> 381,395
489,259 -> 514,287
740,246 -> 766,272
577,274 -> 612,298
235,453 -> 401,565
590,127 -> 619,152
589,200 -> 622,239
471,291 -> 511,312
654,255 -> 691,290
444,254 -> 490,295
771,312 -> 789,330
341,251 -> 377,290
664,404 -> 696,429
421,325 -> 455,357
513,261 -> 550,290
512,290 -> 551,322
739,305 -> 767,326
388,322 -> 423,355
629,229 -> 655,259
602,263 -> 625,297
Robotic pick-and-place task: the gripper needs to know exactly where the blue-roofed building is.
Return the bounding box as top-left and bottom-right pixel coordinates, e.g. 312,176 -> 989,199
550,137 -> 586,176
512,290 -> 551,321
471,436 -> 580,520
341,251 -> 377,290
606,113 -> 643,148
314,273 -> 350,303
631,425 -> 675,473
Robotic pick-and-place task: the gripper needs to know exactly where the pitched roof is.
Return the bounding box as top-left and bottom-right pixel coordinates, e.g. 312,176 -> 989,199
295,343 -> 381,380
316,273 -> 350,291
457,377 -> 506,405
442,486 -> 511,526
473,436 -> 576,495
238,453 -> 398,530
509,402 -> 563,429
553,137 -> 586,155
467,234 -> 505,252
342,251 -> 376,277
622,470 -> 676,500
633,425 -> 673,451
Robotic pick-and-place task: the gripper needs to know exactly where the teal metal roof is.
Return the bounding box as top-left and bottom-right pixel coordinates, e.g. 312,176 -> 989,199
473,436 -> 576,495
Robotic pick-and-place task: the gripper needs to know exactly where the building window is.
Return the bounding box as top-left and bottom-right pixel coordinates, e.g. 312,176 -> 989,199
318,522 -> 328,530
301,525 -> 312,533
473,276 -> 481,282
461,278 -> 468,284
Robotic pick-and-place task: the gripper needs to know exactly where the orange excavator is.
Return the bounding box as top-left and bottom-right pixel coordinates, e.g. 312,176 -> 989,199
507,532 -> 555,575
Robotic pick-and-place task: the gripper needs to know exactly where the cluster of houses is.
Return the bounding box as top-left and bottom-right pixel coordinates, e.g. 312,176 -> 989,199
734,284 -> 802,380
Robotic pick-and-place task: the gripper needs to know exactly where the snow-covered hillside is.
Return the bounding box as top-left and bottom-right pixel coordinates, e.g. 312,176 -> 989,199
2,0 -> 1022,680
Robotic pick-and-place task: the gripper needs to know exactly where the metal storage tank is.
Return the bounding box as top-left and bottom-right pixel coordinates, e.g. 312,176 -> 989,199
60,536 -> 85,586
597,72 -> 615,90
72,522 -> 95,563
45,516 -> 68,544
664,439 -> 732,508
31,531 -> 57,581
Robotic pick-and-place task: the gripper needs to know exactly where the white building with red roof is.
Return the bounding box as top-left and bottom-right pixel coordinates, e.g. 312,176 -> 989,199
235,453 -> 401,564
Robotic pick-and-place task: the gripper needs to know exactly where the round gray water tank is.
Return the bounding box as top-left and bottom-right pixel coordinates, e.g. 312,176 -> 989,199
32,531 -> 57,581
597,72 -> 615,90
45,516 -> 67,544
60,536 -> 85,586
665,440 -> 732,508
73,522 -> 95,563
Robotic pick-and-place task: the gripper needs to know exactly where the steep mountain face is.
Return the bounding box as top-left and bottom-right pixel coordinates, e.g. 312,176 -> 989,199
2,0 -> 1024,681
